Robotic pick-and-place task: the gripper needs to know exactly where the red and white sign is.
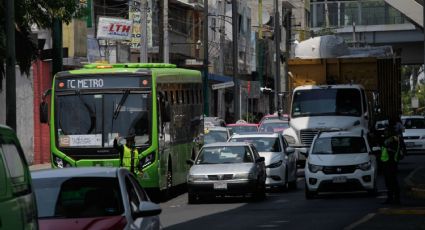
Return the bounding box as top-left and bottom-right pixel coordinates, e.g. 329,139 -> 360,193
97,17 -> 132,40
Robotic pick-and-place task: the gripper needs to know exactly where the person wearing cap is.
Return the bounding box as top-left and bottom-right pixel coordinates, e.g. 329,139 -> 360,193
114,130 -> 140,174
380,126 -> 401,205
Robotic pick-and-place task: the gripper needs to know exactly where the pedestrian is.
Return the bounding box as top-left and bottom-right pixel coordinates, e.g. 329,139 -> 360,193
114,129 -> 140,174
380,126 -> 402,204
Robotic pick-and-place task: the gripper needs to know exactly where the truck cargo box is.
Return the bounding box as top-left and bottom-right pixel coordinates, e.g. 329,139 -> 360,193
288,57 -> 401,121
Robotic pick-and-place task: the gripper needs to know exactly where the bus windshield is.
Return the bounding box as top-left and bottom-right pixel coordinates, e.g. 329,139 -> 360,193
56,92 -> 150,148
291,88 -> 362,118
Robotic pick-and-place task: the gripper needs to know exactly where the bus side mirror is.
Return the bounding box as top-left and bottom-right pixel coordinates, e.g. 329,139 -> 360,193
40,102 -> 48,123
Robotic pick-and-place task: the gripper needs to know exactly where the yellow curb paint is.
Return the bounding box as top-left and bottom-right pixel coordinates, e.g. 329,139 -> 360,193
379,208 -> 425,215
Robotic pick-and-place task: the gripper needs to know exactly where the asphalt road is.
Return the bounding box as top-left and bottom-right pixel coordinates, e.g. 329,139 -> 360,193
159,154 -> 425,230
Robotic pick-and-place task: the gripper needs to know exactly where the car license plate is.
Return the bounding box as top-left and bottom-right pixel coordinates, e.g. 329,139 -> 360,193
332,176 -> 347,183
213,182 -> 227,190
405,142 -> 415,147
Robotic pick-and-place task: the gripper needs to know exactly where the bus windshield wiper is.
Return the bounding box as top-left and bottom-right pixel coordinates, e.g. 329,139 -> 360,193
113,89 -> 130,120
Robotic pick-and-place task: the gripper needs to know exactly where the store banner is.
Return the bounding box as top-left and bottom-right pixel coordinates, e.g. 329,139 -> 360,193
97,17 -> 132,40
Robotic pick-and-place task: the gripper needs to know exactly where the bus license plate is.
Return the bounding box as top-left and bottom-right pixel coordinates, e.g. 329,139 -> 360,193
214,182 -> 227,190
332,176 -> 347,183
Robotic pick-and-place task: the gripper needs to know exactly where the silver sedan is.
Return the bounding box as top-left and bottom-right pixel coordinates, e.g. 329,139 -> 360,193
186,142 -> 266,203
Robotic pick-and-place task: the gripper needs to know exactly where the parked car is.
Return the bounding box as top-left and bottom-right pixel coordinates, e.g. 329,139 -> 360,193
186,142 -> 266,203
0,125 -> 38,229
259,113 -> 289,125
304,131 -> 378,199
32,167 -> 161,230
228,133 -> 297,190
203,126 -> 231,145
401,115 -> 425,154
258,119 -> 290,133
226,122 -> 258,134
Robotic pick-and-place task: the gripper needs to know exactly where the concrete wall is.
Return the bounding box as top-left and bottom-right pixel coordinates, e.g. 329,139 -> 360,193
0,66 -> 34,164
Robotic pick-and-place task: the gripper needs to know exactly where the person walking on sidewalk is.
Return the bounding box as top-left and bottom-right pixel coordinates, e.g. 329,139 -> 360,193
114,129 -> 140,175
380,126 -> 402,204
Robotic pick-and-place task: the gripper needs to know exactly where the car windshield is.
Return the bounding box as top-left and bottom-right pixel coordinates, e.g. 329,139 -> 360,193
258,122 -> 289,133
56,92 -> 150,148
229,126 -> 258,134
33,177 -> 124,218
292,88 -> 362,118
403,118 -> 425,129
196,146 -> 253,164
203,130 -> 228,144
312,136 -> 367,154
229,137 -> 281,152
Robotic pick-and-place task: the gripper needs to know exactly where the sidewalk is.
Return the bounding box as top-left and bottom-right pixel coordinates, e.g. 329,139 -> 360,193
29,163 -> 51,171
348,165 -> 425,230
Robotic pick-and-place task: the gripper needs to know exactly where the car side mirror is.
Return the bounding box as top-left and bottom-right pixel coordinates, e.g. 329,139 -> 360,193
371,146 -> 381,154
186,159 -> 194,165
285,147 -> 295,154
136,201 -> 162,218
256,157 -> 265,163
300,151 -> 309,157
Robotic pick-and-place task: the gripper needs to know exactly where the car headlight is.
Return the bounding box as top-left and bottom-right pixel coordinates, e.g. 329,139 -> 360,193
234,172 -> 256,180
308,163 -> 323,173
139,152 -> 155,169
284,135 -> 296,145
267,160 -> 283,168
357,161 -> 371,171
187,174 -> 208,182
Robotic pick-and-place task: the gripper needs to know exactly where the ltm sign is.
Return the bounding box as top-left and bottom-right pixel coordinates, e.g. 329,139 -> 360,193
97,17 -> 133,41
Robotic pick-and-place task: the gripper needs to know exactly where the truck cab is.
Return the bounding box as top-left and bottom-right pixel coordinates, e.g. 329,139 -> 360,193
283,84 -> 370,165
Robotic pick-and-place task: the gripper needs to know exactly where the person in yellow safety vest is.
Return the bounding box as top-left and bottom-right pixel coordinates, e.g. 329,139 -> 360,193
380,126 -> 401,205
114,130 -> 140,174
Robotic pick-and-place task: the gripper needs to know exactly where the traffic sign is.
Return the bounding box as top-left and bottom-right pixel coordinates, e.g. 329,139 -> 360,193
212,81 -> 235,90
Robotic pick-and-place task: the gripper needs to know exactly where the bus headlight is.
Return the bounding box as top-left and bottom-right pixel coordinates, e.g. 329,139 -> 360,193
140,152 -> 155,169
54,157 -> 72,168
54,157 -> 64,168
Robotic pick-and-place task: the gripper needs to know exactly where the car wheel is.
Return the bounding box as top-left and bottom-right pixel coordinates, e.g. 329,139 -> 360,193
287,168 -> 297,190
188,192 -> 198,204
305,183 -> 316,199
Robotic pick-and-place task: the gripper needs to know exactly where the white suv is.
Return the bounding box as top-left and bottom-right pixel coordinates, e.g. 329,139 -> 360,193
401,115 -> 425,154
304,131 -> 377,199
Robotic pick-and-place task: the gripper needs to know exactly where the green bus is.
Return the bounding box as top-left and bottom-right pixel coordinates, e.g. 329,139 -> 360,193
40,63 -> 204,199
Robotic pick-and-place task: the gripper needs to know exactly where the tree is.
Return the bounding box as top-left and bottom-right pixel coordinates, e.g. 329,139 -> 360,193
0,0 -> 86,87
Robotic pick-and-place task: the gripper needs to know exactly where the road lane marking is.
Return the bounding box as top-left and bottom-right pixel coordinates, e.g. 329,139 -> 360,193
343,213 -> 376,230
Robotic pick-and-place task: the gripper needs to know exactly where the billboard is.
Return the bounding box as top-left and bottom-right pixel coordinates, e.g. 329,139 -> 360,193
97,17 -> 132,40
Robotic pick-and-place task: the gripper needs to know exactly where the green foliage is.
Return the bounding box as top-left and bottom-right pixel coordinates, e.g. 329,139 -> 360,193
0,0 -> 87,83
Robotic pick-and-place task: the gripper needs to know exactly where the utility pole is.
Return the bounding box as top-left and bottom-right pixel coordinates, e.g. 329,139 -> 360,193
140,0 -> 148,62
163,0 -> 169,63
5,0 -> 16,130
218,0 -> 226,75
203,0 -> 209,116
282,4 -> 292,113
232,0 -> 240,121
218,0 -> 226,119
52,19 -> 63,75
274,0 -> 281,112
